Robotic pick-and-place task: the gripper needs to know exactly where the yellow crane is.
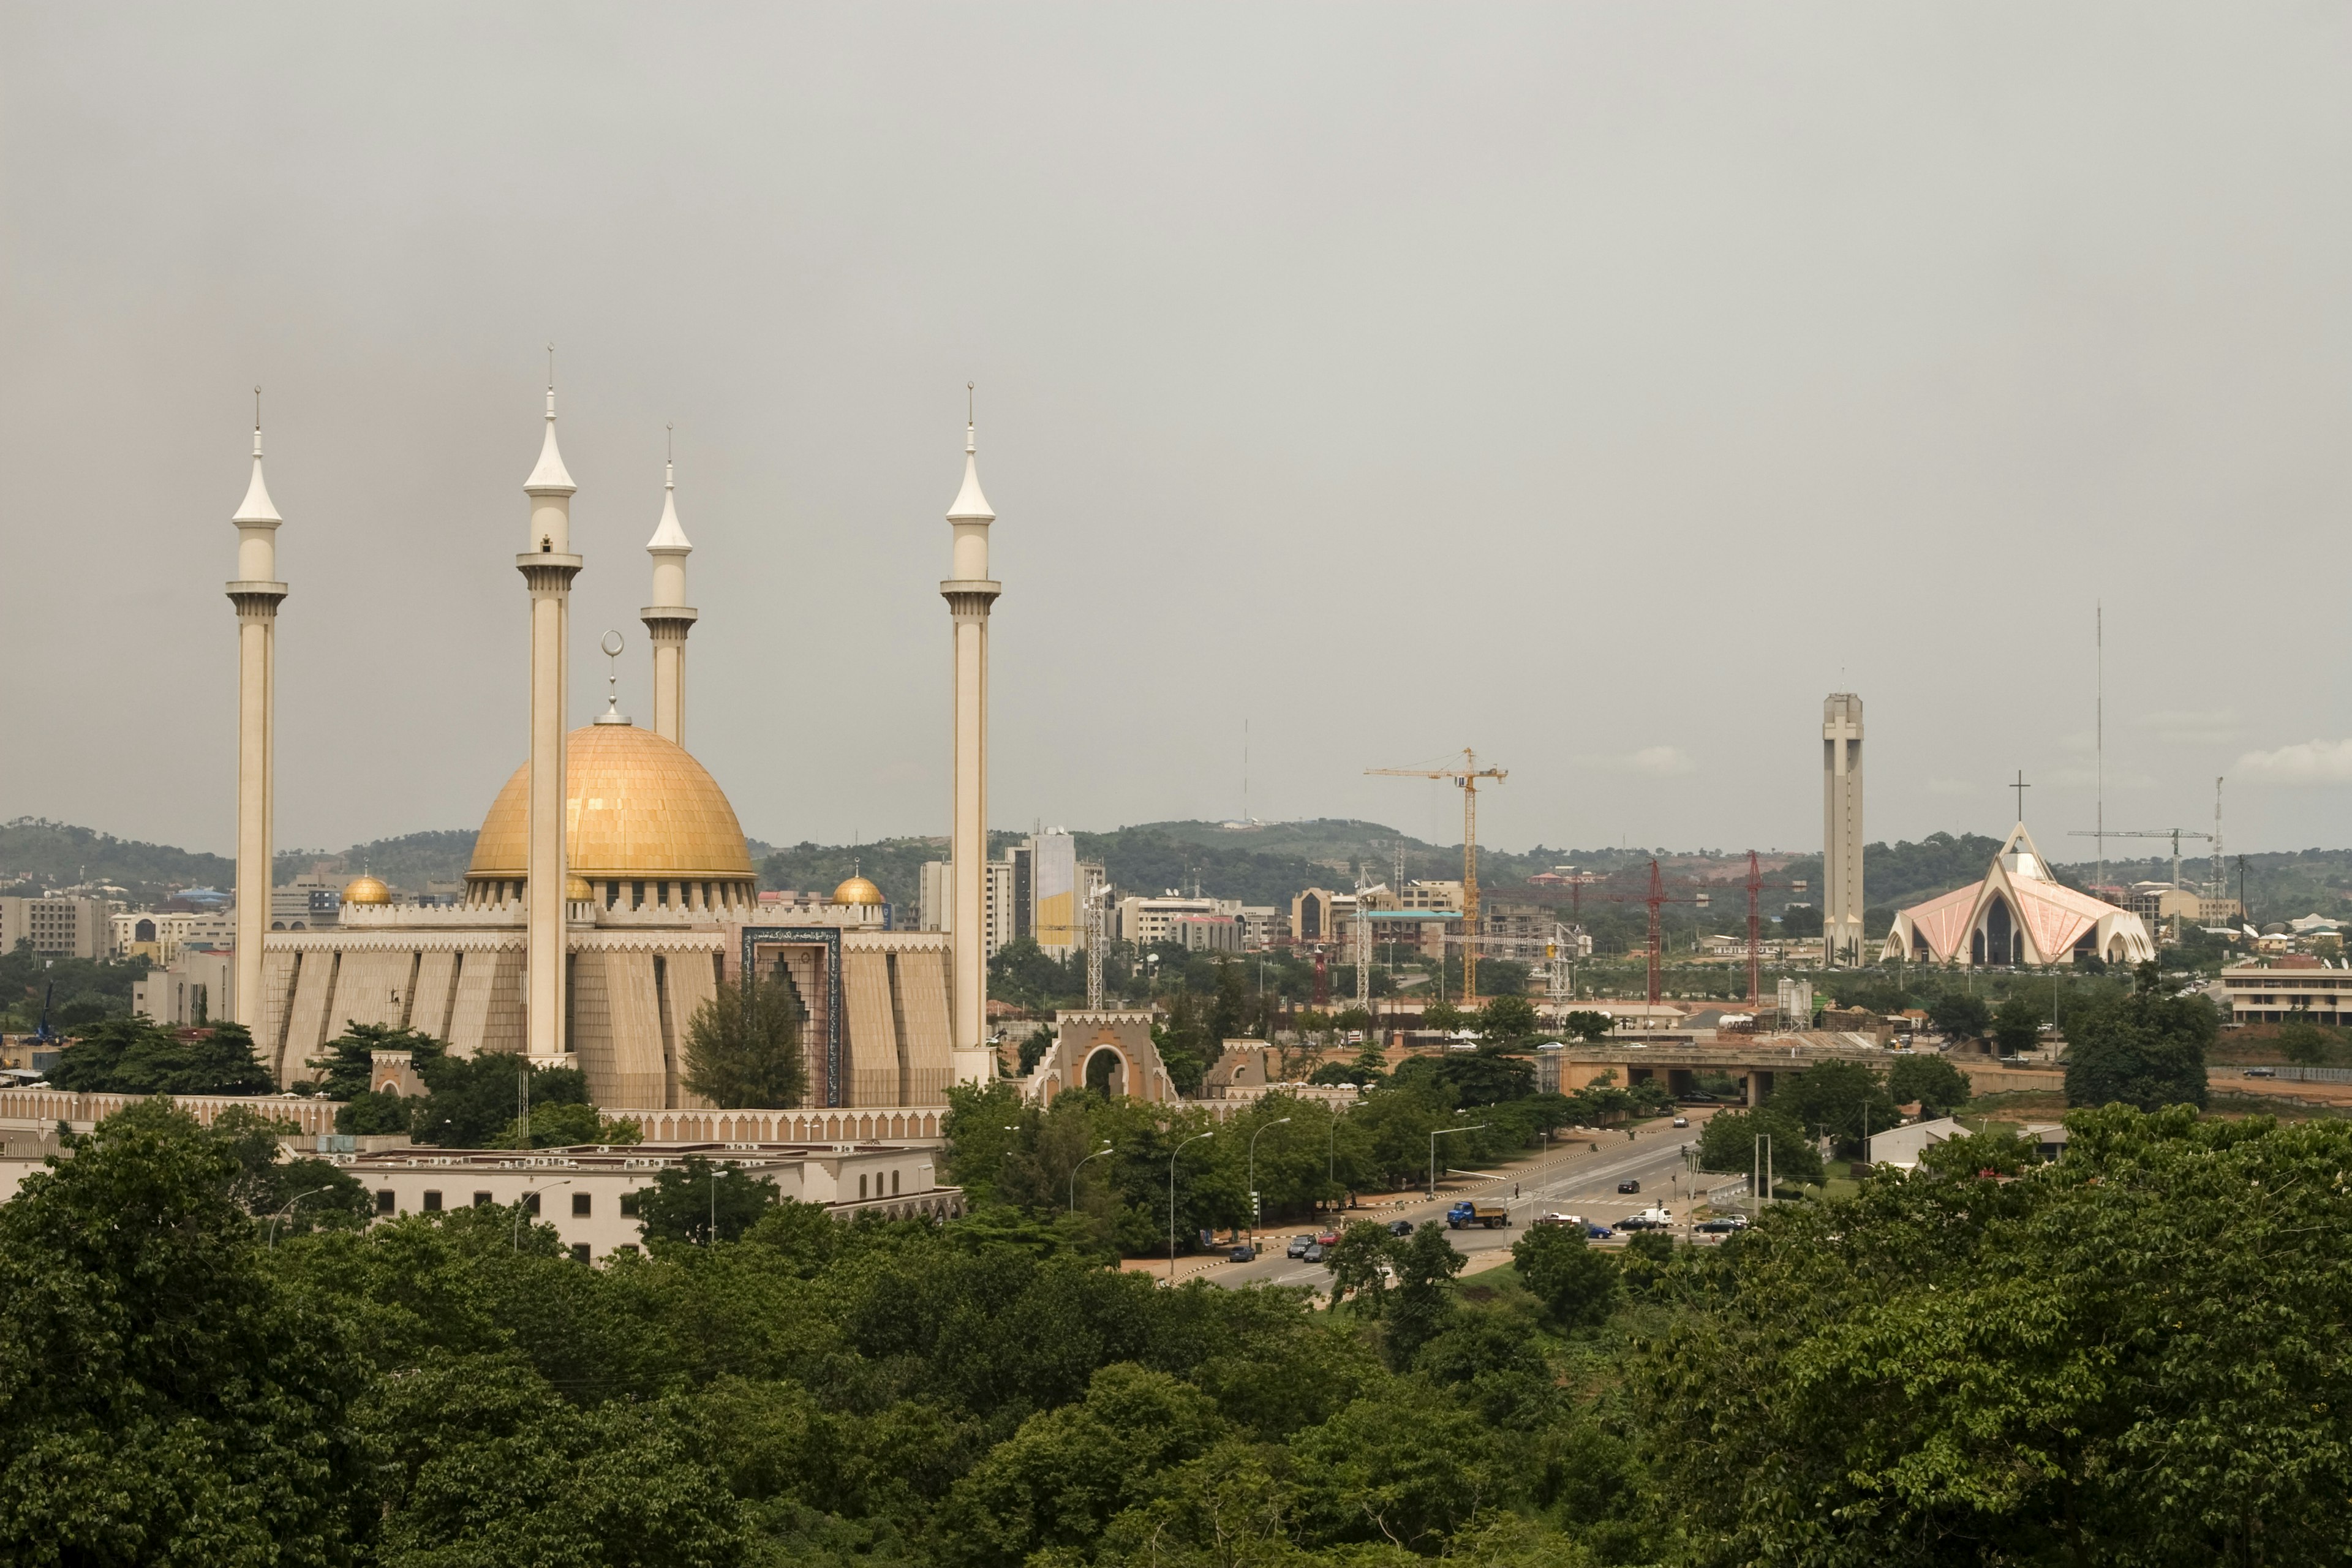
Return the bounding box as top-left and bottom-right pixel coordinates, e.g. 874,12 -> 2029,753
1365,749 -> 1507,1001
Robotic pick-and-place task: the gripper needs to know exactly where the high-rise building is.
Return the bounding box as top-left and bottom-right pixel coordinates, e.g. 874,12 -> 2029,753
1823,693 -> 1864,966
0,895 -> 115,960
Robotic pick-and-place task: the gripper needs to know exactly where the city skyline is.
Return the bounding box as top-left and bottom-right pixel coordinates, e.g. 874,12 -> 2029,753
4,7 -> 2348,859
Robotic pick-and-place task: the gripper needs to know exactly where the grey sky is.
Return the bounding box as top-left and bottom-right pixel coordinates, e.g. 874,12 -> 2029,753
4,4 -> 2346,864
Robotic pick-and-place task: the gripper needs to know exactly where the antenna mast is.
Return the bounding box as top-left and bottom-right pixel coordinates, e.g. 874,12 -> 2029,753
2096,603 -> 2105,898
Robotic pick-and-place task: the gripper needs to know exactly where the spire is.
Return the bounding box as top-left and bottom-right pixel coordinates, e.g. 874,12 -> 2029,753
948,383 -> 993,522
644,425 -> 692,552
233,385 -> 280,524
524,347 -> 576,495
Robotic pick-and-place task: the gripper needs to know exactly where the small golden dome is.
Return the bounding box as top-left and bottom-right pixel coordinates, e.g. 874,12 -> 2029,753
565,875 -> 594,902
467,724 -> 755,886
341,874 -> 392,905
832,875 -> 885,907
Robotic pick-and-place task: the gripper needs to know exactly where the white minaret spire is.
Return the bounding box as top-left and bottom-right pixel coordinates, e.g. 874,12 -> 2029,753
941,384 -> 1001,1085
227,387 -> 287,1054
519,350 -> 582,1063
640,423 -> 698,747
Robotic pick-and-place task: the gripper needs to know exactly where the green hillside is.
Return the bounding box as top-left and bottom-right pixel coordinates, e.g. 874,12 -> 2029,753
0,819 -> 236,903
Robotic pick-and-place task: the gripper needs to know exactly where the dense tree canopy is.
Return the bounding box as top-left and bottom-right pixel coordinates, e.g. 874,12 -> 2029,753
2064,967 -> 2217,1112
46,1017 -> 276,1096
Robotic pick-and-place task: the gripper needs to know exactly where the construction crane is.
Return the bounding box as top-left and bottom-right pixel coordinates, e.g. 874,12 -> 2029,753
2065,827 -> 2213,894
1366,749 -> 1507,1000
1736,851 -> 1808,1011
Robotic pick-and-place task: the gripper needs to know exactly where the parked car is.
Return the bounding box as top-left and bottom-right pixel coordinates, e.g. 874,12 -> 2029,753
1286,1235 -> 1315,1258
1302,1243 -> 1327,1264
1316,1231 -> 1341,1248
1586,1224 -> 1616,1241
1671,1116 -> 1689,1128
1228,1245 -> 1257,1263
1386,1219 -> 1415,1237
1618,1179 -> 1642,1194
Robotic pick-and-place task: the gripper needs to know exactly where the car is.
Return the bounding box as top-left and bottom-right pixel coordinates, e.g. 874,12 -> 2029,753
1693,1216 -> 1748,1234
1534,1212 -> 1585,1229
1316,1231 -> 1341,1248
1387,1219 -> 1415,1237
1671,1116 -> 1689,1128
1618,1179 -> 1641,1194
1302,1243 -> 1327,1264
2246,1065 -> 2278,1078
1615,1214 -> 1662,1231
1586,1224 -> 1615,1240
1286,1235 -> 1315,1258
1229,1245 -> 1257,1263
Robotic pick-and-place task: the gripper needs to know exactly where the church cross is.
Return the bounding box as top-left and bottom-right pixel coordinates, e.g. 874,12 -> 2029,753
2010,770 -> 2030,821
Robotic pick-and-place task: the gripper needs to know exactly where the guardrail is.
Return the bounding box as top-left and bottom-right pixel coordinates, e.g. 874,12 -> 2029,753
1704,1177 -> 1750,1205
2275,1066 -> 2352,1084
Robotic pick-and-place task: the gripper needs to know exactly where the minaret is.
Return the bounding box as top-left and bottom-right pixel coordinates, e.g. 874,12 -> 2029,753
941,393 -> 1001,1085
639,428 -> 696,747
225,391 -> 286,1037
1822,693 -> 1864,967
519,363 -> 582,1061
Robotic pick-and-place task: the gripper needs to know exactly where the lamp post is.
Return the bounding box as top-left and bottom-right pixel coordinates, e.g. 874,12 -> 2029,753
1169,1130 -> 1214,1284
1248,1117 -> 1291,1237
267,1186 -> 334,1249
1071,1142 -> 1116,1213
514,1178 -> 571,1250
1428,1118 -> 1486,1199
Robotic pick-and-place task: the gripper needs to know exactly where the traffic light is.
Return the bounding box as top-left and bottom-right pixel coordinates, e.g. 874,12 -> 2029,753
1250,1190 -> 1261,1221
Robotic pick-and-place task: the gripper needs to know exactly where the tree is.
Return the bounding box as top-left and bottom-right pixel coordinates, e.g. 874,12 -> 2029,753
683,974 -> 809,1109
1393,1050 -> 1534,1108
301,1020 -> 445,1098
1769,1060 -> 1899,1158
1695,1106 -> 1824,1185
47,1017 -> 274,1095
1510,1223 -> 1618,1329
1886,1052 -> 1973,1117
1927,990 -> 1992,1041
1559,1009 -> 1615,1042
1382,1221 -> 1465,1370
409,1053 -> 589,1147
0,1099 -> 373,1562
1421,998 -> 1467,1033
636,1156 -> 780,1246
1779,903 -> 1823,938
208,1105 -> 371,1231
2278,1017 -> 2337,1066
1637,1107 -> 2352,1564
1991,993 -> 2043,1056
1473,993 -> 1539,1049
2065,981 -> 2215,1112
500,1101 -> 645,1148
1325,1219 -> 1400,1313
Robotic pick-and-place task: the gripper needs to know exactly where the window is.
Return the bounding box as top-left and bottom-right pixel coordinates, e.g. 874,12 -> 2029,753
375,1189 -> 395,1215
858,1174 -> 868,1200
423,1190 -> 443,1213
619,1191 -> 641,1217
524,1193 -> 541,1216
892,1170 -> 900,1196
570,1244 -> 592,1265
473,1192 -> 494,1208
571,1193 -> 592,1217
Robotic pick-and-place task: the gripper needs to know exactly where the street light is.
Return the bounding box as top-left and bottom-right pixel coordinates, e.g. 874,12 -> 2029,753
267,1186 -> 334,1249
514,1178 -> 571,1250
1248,1117 -> 1292,1237
1169,1130 -> 1214,1284
1071,1142 -> 1117,1213
1428,1120 -> 1487,1198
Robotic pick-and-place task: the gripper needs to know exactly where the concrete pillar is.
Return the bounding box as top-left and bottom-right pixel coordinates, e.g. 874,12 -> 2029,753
226,418 -> 285,1038
940,413 -> 1000,1086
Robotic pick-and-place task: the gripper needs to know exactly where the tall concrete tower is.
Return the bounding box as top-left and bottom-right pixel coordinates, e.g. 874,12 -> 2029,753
1822,693 -> 1864,965
639,437 -> 696,746
519,371 -> 582,1061
941,402 -> 1000,1085
225,399 -> 286,1032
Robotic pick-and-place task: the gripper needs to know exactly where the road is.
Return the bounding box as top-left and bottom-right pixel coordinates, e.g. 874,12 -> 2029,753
1204,1112 -> 1730,1291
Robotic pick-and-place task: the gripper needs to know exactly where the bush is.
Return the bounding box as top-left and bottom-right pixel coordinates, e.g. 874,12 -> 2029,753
1510,1223 -> 1618,1329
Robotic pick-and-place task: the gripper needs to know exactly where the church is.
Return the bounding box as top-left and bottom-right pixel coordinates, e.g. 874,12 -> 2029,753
1880,823 -> 2156,969
222,374 -> 1005,1118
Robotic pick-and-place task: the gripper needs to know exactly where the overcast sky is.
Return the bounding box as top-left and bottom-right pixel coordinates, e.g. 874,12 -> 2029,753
4,4 -> 2347,864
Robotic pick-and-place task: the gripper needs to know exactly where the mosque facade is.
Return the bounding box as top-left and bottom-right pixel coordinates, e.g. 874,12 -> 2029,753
227,376 -> 992,1114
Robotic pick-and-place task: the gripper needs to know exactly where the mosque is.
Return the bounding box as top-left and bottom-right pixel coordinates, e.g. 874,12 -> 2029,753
1880,823 -> 2155,969
221,375 -> 1004,1120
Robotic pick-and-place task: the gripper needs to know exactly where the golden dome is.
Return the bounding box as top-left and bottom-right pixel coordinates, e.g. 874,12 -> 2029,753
565,875 -> 595,902
341,874 -> 392,905
467,724 -> 755,885
832,875 -> 885,906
